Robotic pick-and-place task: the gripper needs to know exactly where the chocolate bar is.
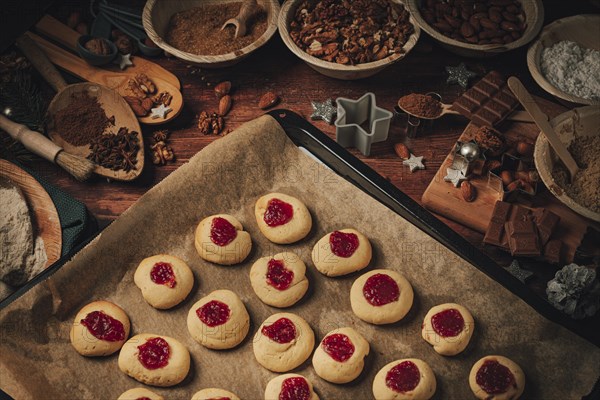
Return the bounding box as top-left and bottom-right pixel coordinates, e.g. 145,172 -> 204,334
451,71 -> 519,127
483,201 -> 512,248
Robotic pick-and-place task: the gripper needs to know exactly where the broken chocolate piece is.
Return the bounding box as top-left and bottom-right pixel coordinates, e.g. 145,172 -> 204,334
533,208 -> 560,245
505,218 -> 541,257
543,239 -> 562,265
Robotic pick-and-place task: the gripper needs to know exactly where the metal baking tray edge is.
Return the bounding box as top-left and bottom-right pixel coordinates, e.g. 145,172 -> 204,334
0,110 -> 597,400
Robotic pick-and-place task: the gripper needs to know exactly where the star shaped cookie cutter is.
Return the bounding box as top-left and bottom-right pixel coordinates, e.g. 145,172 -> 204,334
335,93 -> 393,156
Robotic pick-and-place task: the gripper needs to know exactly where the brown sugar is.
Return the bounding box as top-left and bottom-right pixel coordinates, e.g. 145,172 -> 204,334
165,2 -> 268,56
552,135 -> 600,213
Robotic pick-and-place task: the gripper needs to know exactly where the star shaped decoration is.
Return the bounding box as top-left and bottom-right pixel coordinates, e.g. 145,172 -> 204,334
403,154 -> 425,172
505,260 -> 534,284
446,62 -> 477,89
150,104 -> 172,119
114,53 -> 133,70
310,99 -> 337,124
444,167 -> 467,187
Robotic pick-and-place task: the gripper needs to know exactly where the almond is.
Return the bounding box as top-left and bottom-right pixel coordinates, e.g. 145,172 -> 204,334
394,143 -> 410,159
506,179 -> 522,192
219,95 -> 232,116
214,81 -> 232,98
516,141 -> 534,157
141,97 -> 154,112
258,91 -> 279,110
500,170 -> 514,186
461,181 -> 476,202
124,96 -> 148,117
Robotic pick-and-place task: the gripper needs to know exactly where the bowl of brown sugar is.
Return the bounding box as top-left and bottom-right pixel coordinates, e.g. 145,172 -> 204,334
143,0 -> 281,67
534,105 -> 600,223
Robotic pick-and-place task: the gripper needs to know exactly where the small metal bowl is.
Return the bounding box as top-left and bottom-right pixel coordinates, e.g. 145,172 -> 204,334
77,35 -> 118,66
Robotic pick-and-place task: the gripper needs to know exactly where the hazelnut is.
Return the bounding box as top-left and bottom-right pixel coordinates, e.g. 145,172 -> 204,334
500,170 -> 514,186
516,141 -> 534,157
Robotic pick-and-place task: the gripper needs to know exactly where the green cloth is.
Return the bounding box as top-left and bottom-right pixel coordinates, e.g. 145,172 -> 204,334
15,161 -> 98,257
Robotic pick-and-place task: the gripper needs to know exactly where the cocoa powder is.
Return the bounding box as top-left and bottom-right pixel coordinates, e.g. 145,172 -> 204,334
398,93 -> 442,118
52,92 -> 111,146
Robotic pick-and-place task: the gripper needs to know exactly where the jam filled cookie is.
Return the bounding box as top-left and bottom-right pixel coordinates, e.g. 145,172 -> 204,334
250,252 -> 309,308
195,214 -> 252,265
118,333 -> 190,387
312,327 -> 370,384
350,269 -> 414,325
118,388 -> 164,400
253,312 -> 315,372
192,388 -> 240,400
134,254 -> 194,309
70,300 -> 130,357
311,229 -> 372,277
265,373 -> 320,400
469,355 -> 525,400
422,303 -> 474,356
187,289 -> 250,349
255,193 -> 312,244
372,359 -> 437,400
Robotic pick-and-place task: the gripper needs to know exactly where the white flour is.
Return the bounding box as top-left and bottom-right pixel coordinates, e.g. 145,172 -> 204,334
0,178 -> 47,296
540,40 -> 600,101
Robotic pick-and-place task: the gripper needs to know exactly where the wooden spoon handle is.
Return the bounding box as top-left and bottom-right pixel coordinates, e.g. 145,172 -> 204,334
507,77 -> 579,179
15,34 -> 68,93
238,0 -> 259,21
0,115 -> 62,163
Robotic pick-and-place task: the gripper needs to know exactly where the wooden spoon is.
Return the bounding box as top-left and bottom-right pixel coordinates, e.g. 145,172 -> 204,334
15,34 -> 144,181
221,0 -> 261,38
508,76 -> 579,181
396,94 -> 536,123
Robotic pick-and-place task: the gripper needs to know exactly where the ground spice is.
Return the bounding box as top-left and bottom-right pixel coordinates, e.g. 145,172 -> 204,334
166,3 -> 268,56
52,91 -> 111,146
398,93 -> 442,118
552,135 -> 600,213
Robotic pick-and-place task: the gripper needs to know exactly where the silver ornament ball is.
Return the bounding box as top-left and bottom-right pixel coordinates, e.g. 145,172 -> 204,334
459,142 -> 481,162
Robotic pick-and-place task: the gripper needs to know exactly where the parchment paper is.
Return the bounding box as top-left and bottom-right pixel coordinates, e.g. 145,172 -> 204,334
1,115 -> 598,399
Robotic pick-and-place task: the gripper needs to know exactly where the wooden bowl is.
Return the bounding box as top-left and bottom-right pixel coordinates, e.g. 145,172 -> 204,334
143,0 -> 280,68
527,15 -> 600,107
534,106 -> 600,222
406,0 -> 543,58
278,0 -> 421,80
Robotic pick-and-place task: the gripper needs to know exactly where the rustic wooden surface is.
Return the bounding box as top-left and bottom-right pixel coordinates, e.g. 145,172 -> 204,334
14,2 -> 599,304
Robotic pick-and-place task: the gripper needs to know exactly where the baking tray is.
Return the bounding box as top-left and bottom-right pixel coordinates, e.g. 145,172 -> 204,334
0,110 -> 598,399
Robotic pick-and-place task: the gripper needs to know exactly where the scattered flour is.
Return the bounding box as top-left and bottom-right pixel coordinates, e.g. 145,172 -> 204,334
540,40 -> 600,101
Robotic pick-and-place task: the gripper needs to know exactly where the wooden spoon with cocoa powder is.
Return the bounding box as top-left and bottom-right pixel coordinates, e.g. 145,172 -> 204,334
397,93 -> 535,122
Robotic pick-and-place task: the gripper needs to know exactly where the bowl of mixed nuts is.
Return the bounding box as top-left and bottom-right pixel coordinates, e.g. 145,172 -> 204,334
278,0 -> 421,80
406,0 -> 544,58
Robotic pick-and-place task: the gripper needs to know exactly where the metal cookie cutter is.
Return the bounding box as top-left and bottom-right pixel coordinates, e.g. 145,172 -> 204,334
393,92 -> 441,138
335,92 -> 393,156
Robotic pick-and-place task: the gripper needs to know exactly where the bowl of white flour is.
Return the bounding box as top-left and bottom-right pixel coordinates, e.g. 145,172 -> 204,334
527,14 -> 600,106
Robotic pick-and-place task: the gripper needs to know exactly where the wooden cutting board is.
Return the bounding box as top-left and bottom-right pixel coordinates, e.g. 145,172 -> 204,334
0,159 -> 61,270
422,97 -> 599,263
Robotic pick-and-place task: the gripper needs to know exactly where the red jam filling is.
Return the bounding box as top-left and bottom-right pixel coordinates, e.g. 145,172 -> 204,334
196,300 -> 231,327
210,217 -> 237,246
261,317 -> 297,344
137,337 -> 170,370
363,273 -> 400,306
136,398 -> 151,400
329,230 -> 359,258
476,359 -> 516,395
80,310 -> 125,342
279,377 -> 310,400
385,361 -> 421,393
264,198 -> 294,227
207,398 -> 230,400
150,262 -> 177,288
431,308 -> 465,338
322,333 -> 355,362
266,259 -> 294,291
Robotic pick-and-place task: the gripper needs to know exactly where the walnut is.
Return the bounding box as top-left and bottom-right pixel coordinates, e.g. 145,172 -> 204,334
197,111 -> 224,135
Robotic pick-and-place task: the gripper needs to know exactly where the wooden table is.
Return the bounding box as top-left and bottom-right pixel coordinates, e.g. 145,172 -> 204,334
16,2 -> 600,306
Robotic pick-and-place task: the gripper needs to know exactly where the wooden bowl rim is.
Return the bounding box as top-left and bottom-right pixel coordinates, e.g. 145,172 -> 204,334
143,0 -> 281,63
526,14 -> 600,106
533,105 -> 600,222
405,0 -> 544,54
277,0 -> 421,72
